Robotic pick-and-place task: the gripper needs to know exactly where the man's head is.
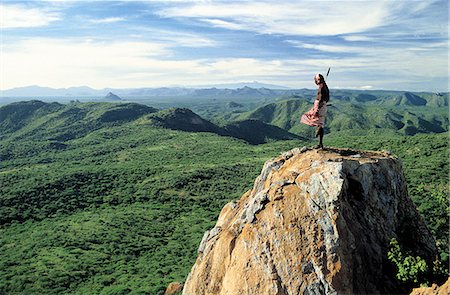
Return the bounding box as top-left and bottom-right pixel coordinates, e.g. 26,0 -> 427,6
314,73 -> 324,85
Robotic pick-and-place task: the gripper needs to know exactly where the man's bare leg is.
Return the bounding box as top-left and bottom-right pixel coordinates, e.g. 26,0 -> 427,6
316,127 -> 324,149
315,126 -> 320,137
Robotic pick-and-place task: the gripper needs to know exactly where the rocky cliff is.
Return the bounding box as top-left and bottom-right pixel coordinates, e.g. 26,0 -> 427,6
183,147 -> 438,295
410,277 -> 450,295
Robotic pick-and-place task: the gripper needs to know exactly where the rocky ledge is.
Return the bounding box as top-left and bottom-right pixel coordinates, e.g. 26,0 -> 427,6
183,147 -> 438,295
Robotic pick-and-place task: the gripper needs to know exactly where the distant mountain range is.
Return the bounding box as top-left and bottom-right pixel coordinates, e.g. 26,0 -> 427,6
2,85 -> 447,106
1,86 -> 104,97
0,82 -> 290,98
191,81 -> 291,89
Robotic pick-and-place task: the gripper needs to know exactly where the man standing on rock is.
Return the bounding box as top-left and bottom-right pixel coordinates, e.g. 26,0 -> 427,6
300,73 -> 330,149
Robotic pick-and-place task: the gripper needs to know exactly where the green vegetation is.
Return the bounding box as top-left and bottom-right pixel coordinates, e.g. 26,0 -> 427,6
238,98 -> 448,137
0,102 -> 298,294
133,107 -> 302,145
223,119 -> 303,144
388,238 -> 447,287
0,100 -> 448,294
388,238 -> 429,284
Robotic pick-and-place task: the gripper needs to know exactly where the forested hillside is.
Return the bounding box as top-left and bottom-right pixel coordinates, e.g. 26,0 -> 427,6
0,100 -> 448,294
237,97 -> 448,137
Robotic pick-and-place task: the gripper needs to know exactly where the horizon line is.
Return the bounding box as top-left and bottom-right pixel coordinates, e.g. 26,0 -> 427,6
1,84 -> 448,94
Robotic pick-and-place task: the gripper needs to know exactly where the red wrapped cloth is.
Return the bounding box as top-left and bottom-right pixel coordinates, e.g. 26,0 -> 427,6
301,100 -> 327,127
301,81 -> 329,127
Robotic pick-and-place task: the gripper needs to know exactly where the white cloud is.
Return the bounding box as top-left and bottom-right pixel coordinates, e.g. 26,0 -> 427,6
157,1 -> 404,36
0,4 -> 61,29
160,33 -> 219,47
285,37 -> 448,82
1,36 -> 447,91
286,41 -> 362,53
201,18 -> 244,31
341,35 -> 374,42
0,37 -> 312,89
1,38 -> 174,89
131,27 -> 220,47
91,17 -> 125,24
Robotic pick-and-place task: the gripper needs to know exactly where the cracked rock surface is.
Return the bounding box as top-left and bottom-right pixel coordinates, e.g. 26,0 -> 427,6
183,147 -> 437,295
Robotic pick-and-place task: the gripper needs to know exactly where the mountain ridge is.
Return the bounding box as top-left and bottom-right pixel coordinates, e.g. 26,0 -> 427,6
2,85 -> 448,101
0,101 -> 158,143
0,101 -> 301,145
239,98 -> 448,136
1,99 -> 448,145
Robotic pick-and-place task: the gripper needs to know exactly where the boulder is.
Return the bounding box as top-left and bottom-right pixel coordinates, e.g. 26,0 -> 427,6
183,147 -> 437,294
165,281 -> 184,295
410,277 -> 450,295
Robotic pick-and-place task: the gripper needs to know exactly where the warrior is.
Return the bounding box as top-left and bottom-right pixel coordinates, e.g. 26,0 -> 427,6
300,73 -> 329,149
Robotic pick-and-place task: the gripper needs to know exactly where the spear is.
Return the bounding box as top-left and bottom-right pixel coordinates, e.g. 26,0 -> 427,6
325,67 -> 332,107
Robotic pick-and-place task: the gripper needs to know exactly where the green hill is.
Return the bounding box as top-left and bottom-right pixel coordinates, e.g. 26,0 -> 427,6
142,107 -> 302,145
144,107 -> 228,135
0,100 -> 448,294
238,98 -> 448,137
355,93 -> 378,102
0,102 -> 159,161
0,101 -> 305,149
328,90 -> 448,107
393,92 -> 427,106
223,119 -> 304,144
0,101 -> 158,142
237,99 -> 311,131
0,100 -> 64,136
424,92 -> 449,107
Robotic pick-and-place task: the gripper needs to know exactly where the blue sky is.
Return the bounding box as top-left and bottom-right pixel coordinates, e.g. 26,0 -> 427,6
0,0 -> 448,91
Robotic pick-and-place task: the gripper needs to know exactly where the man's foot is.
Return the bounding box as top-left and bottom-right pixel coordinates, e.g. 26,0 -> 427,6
315,144 -> 323,149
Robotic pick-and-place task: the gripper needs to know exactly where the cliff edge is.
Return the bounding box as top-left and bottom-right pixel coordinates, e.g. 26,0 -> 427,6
183,147 -> 437,295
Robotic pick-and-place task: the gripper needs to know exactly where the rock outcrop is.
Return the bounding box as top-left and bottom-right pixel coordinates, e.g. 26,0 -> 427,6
410,277 -> 450,295
165,282 -> 184,295
183,147 -> 438,295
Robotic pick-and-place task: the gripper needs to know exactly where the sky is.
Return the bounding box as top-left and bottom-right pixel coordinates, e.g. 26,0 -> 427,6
0,0 -> 448,91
